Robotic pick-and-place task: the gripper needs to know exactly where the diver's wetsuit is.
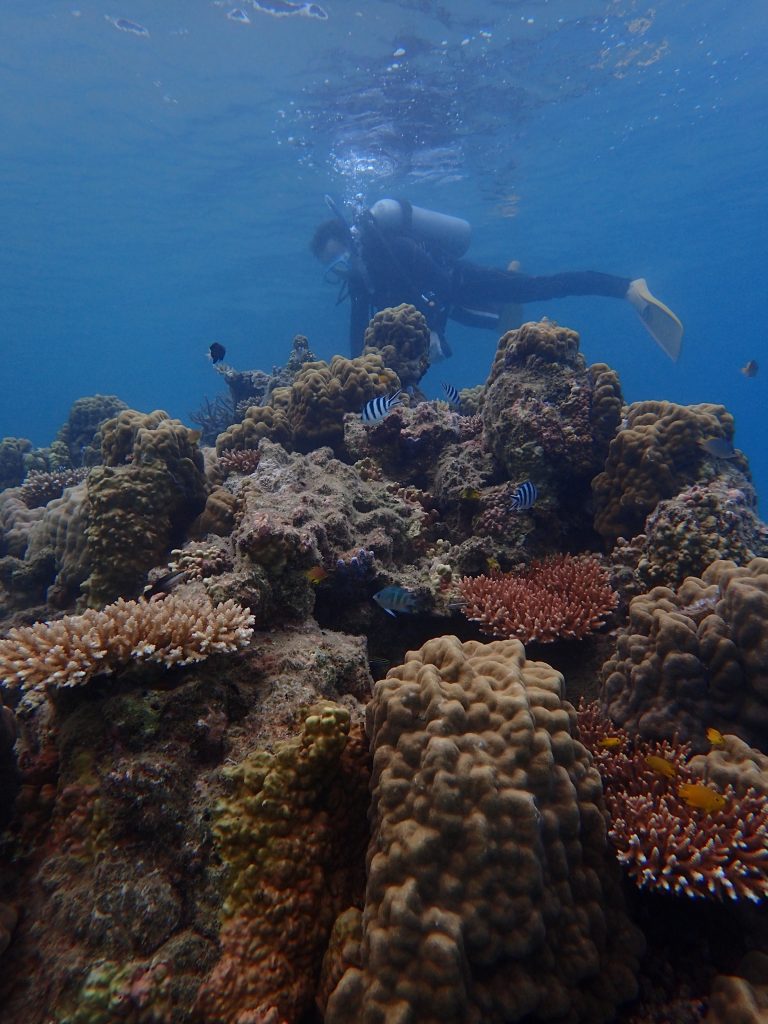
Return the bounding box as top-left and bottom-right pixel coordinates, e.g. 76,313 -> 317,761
345,218 -> 631,357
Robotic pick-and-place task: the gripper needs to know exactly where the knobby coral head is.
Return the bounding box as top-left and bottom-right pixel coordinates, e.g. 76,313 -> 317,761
458,553 -> 618,643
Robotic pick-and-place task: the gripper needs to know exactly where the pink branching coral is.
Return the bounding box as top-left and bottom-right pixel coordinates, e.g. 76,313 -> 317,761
578,701 -> 768,903
458,553 -> 618,642
0,592 -> 254,712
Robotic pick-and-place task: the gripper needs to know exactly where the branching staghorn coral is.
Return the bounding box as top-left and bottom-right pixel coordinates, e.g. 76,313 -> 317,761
0,592 -> 254,712
458,553 -> 618,643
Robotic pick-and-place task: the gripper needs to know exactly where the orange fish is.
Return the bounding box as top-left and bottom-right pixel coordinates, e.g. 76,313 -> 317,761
644,755 -> 677,779
305,565 -> 329,585
599,737 -> 623,750
678,782 -> 727,813
706,727 -> 725,748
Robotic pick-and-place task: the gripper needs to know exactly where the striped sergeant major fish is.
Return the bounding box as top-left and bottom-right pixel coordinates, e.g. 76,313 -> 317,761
361,389 -> 402,423
510,480 -> 538,511
373,585 -> 420,617
441,382 -> 461,407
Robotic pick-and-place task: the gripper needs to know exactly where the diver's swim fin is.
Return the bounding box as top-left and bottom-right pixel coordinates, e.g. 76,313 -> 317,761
626,278 -> 684,361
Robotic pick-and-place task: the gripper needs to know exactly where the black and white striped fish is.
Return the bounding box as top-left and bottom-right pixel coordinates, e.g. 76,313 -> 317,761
510,480 -> 538,511
361,389 -> 402,423
441,382 -> 461,407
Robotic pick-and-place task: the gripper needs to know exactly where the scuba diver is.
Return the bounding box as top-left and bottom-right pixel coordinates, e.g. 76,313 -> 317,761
311,197 -> 684,363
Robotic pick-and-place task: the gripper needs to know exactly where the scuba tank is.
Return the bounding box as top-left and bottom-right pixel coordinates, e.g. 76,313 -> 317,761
369,198 -> 471,258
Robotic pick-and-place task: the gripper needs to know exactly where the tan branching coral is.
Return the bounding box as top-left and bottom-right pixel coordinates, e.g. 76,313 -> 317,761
0,592 -> 254,711
600,556 -> 768,752
578,703 -> 768,903
458,554 -> 618,643
362,302 -> 430,386
592,399 -> 737,544
325,636 -> 642,1024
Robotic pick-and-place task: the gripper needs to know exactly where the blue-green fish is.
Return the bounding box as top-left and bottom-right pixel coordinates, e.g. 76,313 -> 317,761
373,585 -> 420,617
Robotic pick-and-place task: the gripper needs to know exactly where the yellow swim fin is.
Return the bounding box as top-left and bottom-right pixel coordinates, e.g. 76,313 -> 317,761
627,278 -> 684,361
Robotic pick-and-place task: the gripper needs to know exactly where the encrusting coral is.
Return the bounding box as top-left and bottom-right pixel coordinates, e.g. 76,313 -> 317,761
195,702 -> 369,1024
324,635 -> 643,1024
458,553 -> 618,643
578,703 -> 768,903
600,556 -> 768,752
0,591 -> 254,712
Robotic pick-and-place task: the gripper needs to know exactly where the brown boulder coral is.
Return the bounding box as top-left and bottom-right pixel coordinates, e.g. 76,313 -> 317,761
217,354 -> 399,457
633,478 -> 767,589
362,302 -> 430,387
83,409 -> 208,606
325,635 -> 643,1024
600,557 -> 768,753
481,321 -> 623,521
592,399 -> 739,544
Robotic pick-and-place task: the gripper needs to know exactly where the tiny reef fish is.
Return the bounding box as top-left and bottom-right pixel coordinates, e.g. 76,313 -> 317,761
361,390 -> 402,423
510,480 -> 538,511
143,569 -> 188,598
373,585 -> 420,617
678,782 -> 727,813
740,360 -> 759,378
305,565 -> 329,585
460,486 -> 482,501
441,382 -> 461,407
599,737 -> 623,750
644,755 -> 677,778
706,727 -> 726,748
486,556 -> 501,573
209,342 -> 226,364
700,437 -> 736,460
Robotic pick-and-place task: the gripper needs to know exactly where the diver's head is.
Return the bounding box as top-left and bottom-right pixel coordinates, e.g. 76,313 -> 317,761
311,218 -> 353,281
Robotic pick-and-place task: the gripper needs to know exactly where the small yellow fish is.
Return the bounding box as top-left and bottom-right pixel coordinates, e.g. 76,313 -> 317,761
599,737 -> 623,750
706,727 -> 725,748
460,486 -> 482,501
678,782 -> 727,813
644,755 -> 677,778
305,565 -> 329,585
486,556 -> 501,573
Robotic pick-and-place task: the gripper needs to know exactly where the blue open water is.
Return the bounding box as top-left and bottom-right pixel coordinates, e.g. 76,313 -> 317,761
1,0 -> 766,511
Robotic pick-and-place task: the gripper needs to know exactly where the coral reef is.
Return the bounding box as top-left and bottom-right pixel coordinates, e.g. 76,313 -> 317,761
0,437 -> 32,492
83,409 -> 208,606
458,554 -> 618,643
362,302 -> 430,387
54,394 -> 129,467
592,399 -> 741,544
600,556 -> 768,752
0,591 -> 254,713
633,478 -> 768,589
217,354 -> 399,457
0,620 -> 372,1023
481,322 -> 623,543
325,635 -> 642,1024
578,704 -> 768,903
195,703 -> 369,1024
